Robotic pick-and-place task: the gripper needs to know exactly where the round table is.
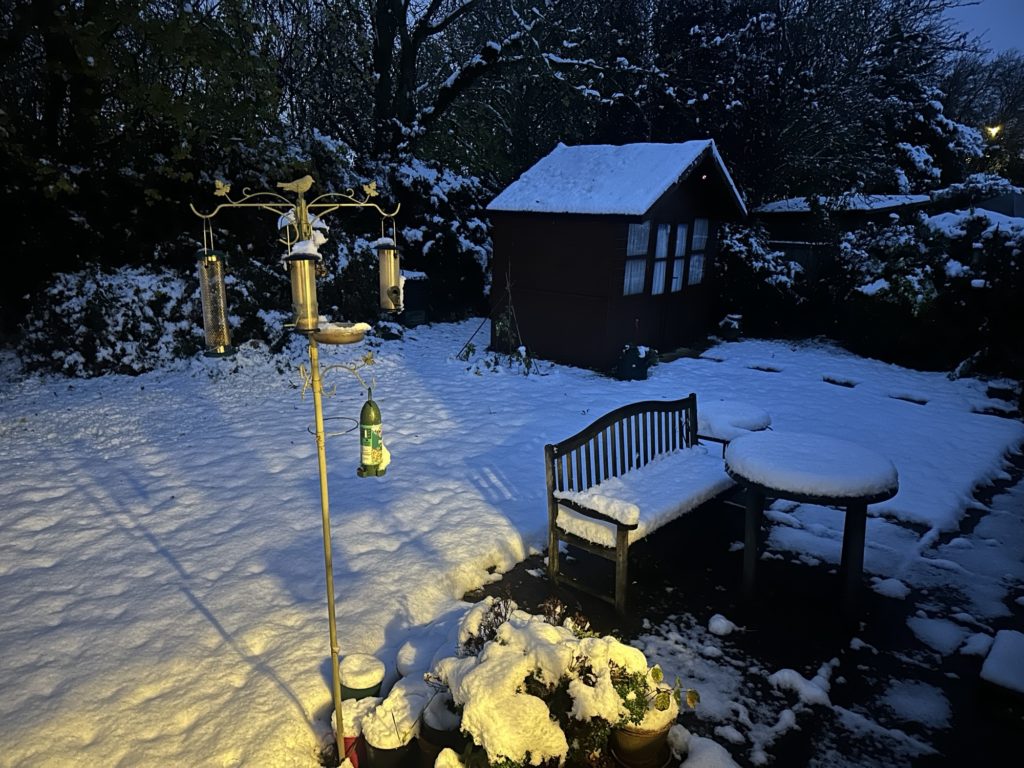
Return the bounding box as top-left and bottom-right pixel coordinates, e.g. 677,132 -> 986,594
724,431 -> 899,614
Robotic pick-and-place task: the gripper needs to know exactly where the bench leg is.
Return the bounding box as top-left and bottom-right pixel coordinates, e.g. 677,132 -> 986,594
743,488 -> 764,599
548,523 -> 560,585
615,528 -> 629,615
840,502 -> 868,618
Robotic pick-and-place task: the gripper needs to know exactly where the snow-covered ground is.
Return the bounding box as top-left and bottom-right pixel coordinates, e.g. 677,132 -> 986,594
0,320 -> 1021,766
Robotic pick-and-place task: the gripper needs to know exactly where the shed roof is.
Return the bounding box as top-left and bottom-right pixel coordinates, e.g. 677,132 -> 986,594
755,194 -> 930,214
486,140 -> 746,217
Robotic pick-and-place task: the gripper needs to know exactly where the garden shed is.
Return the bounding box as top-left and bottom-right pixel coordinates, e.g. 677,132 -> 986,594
486,140 -> 747,371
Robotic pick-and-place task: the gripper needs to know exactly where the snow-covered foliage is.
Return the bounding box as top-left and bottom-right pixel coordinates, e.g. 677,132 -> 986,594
17,267 -> 204,377
715,223 -> 804,337
425,597 -> 693,767
835,209 -> 1024,375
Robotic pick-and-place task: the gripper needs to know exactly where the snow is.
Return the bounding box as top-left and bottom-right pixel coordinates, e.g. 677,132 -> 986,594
339,653 -> 385,689
871,577 -> 911,599
755,194 -> 930,214
980,630 -> 1024,695
906,616 -> 969,656
708,614 -> 739,637
0,323 -> 1022,766
486,140 -> 746,216
880,681 -> 951,728
925,208 -> 1024,239
725,431 -> 899,500
697,399 -> 772,442
554,447 -> 735,546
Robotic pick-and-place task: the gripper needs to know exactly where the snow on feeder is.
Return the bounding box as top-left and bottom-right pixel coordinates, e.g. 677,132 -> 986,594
196,249 -> 233,356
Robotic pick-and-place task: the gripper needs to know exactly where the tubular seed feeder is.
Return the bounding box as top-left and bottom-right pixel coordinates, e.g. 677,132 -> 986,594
190,176 -> 400,759
196,250 -> 233,356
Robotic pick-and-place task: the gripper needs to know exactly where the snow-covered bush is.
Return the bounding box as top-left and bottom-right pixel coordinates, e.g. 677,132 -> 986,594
425,597 -> 697,768
835,209 -> 1024,376
392,157 -> 490,320
16,262 -> 290,377
17,266 -> 204,377
715,223 -> 805,337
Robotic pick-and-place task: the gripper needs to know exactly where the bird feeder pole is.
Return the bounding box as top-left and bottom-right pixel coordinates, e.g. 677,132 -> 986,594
191,177 -> 400,759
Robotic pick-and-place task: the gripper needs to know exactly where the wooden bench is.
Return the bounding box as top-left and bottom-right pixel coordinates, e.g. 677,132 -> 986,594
544,394 -> 736,614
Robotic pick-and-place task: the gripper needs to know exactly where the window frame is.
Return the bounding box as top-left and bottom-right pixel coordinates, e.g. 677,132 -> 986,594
670,223 -> 689,293
650,223 -> 671,295
687,217 -> 710,286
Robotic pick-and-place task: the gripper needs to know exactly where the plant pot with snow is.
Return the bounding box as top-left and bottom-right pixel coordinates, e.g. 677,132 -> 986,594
416,688 -> 469,768
341,653 -> 387,701
608,665 -> 697,768
334,695 -> 382,767
361,679 -> 424,768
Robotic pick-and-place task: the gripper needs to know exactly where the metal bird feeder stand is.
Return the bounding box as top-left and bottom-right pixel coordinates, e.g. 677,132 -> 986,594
191,176 -> 400,758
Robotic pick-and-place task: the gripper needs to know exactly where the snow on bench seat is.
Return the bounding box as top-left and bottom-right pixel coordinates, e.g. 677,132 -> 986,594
554,446 -> 734,548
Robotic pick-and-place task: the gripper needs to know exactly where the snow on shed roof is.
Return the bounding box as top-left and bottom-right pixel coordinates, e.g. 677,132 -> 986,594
486,140 -> 746,216
755,194 -> 930,214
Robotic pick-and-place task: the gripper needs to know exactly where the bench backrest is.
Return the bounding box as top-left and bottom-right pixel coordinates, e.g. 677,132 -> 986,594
545,394 -> 698,495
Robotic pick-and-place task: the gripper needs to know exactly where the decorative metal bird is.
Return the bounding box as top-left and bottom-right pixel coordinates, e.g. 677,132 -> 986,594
213,179 -> 231,197
362,181 -> 379,198
277,175 -> 315,194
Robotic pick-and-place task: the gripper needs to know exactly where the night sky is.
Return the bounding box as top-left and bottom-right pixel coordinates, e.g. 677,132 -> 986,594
946,0 -> 1024,54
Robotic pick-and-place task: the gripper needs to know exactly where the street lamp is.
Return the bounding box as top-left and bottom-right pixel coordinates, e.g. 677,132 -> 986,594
191,176 -> 400,759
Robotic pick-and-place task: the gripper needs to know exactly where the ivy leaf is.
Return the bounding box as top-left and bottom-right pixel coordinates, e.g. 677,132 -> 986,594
685,688 -> 701,709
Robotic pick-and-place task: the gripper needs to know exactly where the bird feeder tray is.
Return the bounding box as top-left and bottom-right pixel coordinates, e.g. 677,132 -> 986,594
313,321 -> 371,345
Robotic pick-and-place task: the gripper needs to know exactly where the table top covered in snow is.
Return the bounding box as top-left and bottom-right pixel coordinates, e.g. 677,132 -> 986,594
724,431 -> 898,503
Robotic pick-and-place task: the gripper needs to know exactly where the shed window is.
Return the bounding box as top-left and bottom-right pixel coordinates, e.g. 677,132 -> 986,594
623,221 -> 650,295
689,218 -> 709,285
670,223 -> 688,292
651,223 -> 670,295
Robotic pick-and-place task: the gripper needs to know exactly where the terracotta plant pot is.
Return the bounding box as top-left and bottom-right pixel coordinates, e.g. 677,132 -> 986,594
609,722 -> 673,768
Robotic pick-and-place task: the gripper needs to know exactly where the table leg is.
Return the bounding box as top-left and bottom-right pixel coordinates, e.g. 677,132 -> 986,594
841,502 -> 868,615
743,487 -> 764,599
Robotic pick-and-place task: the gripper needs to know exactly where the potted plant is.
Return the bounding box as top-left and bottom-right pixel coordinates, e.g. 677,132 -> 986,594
334,695 -> 382,768
608,664 -> 699,768
417,687 -> 469,767
426,596 -> 698,768
361,678 -> 426,768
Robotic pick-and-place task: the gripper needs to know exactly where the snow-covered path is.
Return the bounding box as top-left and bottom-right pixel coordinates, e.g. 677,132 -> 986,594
1,321 -> 1021,766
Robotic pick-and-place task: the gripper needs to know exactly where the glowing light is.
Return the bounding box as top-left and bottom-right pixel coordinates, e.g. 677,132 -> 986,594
985,125 -> 1003,139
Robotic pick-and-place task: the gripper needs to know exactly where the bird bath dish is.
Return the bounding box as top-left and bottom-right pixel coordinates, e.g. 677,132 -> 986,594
313,321 -> 371,345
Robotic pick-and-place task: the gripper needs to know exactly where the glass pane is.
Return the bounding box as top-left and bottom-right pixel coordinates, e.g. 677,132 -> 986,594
674,224 -> 689,257
651,259 -> 666,295
688,254 -> 705,285
692,218 -> 709,251
670,258 -> 685,292
654,223 -> 670,259
627,221 -> 650,257
623,258 -> 646,295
